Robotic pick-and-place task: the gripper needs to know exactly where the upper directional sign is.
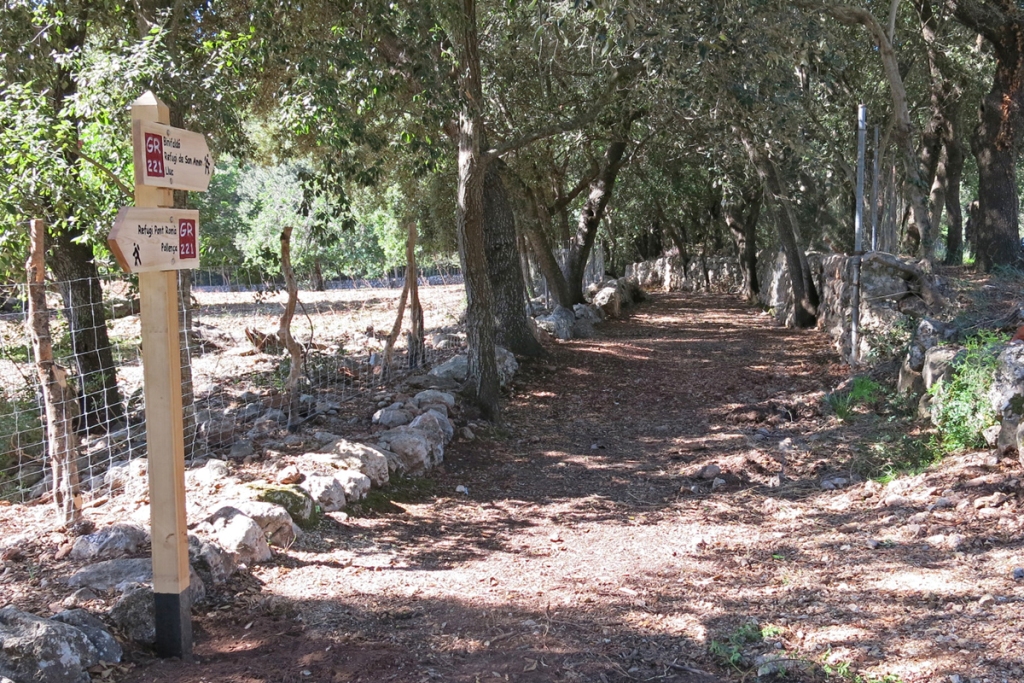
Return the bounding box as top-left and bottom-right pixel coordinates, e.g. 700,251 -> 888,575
108,207 -> 201,274
133,120 -> 213,192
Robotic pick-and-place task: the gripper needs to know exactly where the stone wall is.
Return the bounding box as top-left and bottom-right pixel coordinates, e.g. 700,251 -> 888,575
629,250 -> 939,359
626,255 -> 743,294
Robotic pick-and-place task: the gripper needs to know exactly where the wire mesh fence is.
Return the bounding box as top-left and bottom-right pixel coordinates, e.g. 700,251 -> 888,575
0,267 -> 466,505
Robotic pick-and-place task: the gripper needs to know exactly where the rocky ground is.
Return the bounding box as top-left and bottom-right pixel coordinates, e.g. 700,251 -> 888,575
2,291 -> 1023,683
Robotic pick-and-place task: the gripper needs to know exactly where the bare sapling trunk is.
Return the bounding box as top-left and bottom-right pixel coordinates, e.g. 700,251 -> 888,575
406,223 -> 425,369
383,226 -> 414,371
277,227 -> 304,432
27,220 -> 81,524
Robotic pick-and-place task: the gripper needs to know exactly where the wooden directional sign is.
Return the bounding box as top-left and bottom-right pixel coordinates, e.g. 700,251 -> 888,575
108,207 -> 200,274
133,120 -> 213,192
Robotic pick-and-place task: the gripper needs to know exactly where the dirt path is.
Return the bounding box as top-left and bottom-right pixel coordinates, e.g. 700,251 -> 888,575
121,293 -> 1023,683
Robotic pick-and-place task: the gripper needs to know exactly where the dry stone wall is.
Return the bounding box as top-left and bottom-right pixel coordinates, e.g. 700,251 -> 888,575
628,250 -> 940,360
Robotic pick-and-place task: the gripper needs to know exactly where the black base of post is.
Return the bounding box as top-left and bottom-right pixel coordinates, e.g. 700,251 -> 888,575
154,591 -> 193,659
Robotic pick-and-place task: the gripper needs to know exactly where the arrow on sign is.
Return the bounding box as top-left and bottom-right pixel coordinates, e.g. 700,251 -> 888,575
108,207 -> 201,274
133,120 -> 213,192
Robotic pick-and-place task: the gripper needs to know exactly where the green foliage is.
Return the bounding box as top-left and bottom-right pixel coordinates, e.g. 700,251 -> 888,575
863,318 -> 914,364
824,377 -> 882,421
928,332 -> 1002,454
0,384 -> 44,500
709,621 -> 776,671
858,434 -> 940,483
822,656 -> 904,683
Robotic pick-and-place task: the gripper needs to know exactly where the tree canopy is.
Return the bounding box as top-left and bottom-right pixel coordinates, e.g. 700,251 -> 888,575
2,0 -> 1021,414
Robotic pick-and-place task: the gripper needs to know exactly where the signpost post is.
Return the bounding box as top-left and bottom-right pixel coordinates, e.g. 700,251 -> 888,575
108,91 -> 211,659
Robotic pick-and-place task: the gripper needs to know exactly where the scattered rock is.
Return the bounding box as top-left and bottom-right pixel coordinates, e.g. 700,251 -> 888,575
108,587 -> 156,645
189,536 -> 236,584
276,465 -> 303,485
372,407 -> 412,428
410,411 -> 454,444
69,524 -> 149,562
228,440 -> 255,460
0,607 -> 99,683
455,485 -> 469,494
316,439 -> 391,487
1012,567 -> 1024,580
333,470 -> 372,503
412,390 -> 456,409
191,459 -> 229,486
696,464 -> 721,480
461,427 -> 476,441
428,347 -> 518,386
62,588 -> 98,608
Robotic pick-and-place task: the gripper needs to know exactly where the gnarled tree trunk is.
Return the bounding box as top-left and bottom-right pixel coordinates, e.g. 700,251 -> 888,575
484,163 -> 543,357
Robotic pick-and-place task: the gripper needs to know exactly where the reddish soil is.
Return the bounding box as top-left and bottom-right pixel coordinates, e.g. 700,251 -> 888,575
6,292 -> 1023,683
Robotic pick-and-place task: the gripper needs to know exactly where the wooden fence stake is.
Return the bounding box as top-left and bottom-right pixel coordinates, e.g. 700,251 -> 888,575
132,92 -> 192,659
26,219 -> 82,524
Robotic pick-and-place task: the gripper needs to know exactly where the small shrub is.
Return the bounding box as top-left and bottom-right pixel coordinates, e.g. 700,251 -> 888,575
863,318 -> 913,364
928,331 -> 1001,453
824,377 -> 882,421
709,621 -> 776,671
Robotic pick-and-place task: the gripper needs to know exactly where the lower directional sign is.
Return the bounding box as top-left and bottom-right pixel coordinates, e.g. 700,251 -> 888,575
108,207 -> 200,274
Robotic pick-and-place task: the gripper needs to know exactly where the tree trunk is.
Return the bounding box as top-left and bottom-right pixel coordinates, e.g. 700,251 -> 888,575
510,178 -> 575,308
943,136 -> 966,265
948,0 -> 1024,271
49,230 -> 124,432
740,132 -> 817,327
565,139 -> 630,305
483,163 -> 543,357
455,0 -> 500,420
724,183 -> 762,304
311,258 -> 326,292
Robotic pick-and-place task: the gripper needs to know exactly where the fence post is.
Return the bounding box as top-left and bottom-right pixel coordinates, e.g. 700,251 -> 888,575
26,218 -> 82,523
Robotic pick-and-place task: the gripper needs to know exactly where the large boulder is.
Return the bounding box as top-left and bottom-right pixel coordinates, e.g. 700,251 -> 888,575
302,474 -> 348,512
70,524 -> 149,562
232,500 -> 301,547
371,407 -> 412,428
377,428 -> 434,474
252,484 -> 322,530
988,344 -> 1024,455
0,607 -> 99,683
907,318 -> 958,372
108,588 -> 156,645
428,347 -> 518,386
50,610 -> 122,663
412,389 -> 456,409
922,345 -> 963,390
410,411 -> 454,444
195,506 -> 272,566
536,306 -> 576,341
67,558 -> 205,605
591,281 -> 624,318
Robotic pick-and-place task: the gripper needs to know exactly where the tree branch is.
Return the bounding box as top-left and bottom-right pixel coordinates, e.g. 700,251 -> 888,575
73,149 -> 133,198
484,62 -> 640,160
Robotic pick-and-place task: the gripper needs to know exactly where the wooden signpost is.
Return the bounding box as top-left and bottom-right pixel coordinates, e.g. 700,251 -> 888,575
108,91 -> 211,659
